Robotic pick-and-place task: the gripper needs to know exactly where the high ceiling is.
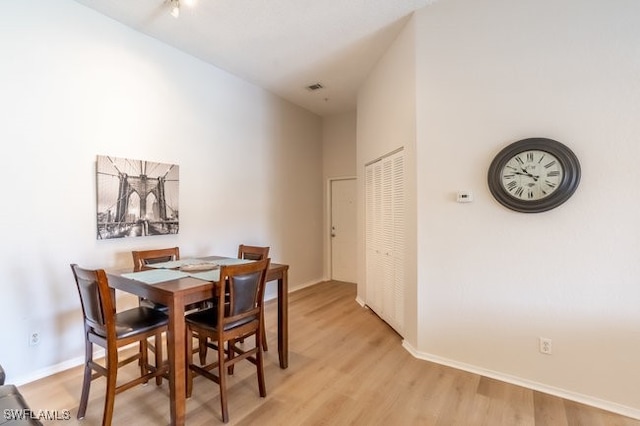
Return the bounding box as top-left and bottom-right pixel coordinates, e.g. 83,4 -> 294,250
73,0 -> 433,116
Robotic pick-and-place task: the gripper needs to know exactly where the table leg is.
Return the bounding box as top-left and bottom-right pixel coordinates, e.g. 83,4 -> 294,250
168,297 -> 186,426
277,272 -> 289,369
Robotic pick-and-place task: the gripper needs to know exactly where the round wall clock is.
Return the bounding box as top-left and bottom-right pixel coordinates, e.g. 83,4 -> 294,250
487,138 -> 581,213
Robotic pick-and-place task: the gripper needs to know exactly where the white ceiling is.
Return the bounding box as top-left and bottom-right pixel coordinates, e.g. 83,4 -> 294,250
72,0 -> 433,116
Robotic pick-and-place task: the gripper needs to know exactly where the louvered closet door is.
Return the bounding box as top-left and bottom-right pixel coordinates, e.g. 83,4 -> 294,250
365,149 -> 405,335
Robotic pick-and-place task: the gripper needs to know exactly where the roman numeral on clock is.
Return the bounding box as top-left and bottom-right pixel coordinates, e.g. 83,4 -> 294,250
515,187 -> 524,197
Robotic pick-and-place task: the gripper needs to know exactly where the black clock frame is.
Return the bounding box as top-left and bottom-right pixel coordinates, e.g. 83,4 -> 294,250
487,138 -> 581,213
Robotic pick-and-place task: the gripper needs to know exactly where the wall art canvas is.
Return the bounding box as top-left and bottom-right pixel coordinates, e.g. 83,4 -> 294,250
96,155 -> 179,239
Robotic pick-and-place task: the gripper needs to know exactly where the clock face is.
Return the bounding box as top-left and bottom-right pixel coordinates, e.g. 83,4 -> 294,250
500,150 -> 563,201
487,138 -> 581,213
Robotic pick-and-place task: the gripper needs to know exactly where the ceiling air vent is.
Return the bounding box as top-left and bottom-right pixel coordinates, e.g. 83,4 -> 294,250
306,83 -> 324,91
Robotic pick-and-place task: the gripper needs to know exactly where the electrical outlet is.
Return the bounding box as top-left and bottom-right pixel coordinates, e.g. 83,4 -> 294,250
29,331 -> 41,346
539,337 -> 552,355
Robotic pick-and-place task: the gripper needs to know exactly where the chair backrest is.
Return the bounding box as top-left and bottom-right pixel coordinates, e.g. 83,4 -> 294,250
132,247 -> 180,271
70,264 -> 114,337
237,244 -> 270,261
218,258 -> 270,332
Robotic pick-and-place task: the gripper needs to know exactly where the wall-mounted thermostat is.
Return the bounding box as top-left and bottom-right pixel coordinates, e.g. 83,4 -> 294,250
457,190 -> 473,203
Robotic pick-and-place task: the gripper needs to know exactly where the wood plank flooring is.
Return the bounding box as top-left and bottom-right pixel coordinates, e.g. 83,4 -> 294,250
18,281 -> 640,425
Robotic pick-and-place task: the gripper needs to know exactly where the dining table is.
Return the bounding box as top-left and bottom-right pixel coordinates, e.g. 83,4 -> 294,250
107,256 -> 289,426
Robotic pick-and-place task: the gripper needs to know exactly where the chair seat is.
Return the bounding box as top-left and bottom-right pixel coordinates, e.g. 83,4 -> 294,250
93,307 -> 168,339
186,307 -> 258,331
185,307 -> 217,328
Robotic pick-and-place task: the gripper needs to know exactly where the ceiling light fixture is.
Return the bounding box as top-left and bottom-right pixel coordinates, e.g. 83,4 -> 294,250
170,0 -> 180,18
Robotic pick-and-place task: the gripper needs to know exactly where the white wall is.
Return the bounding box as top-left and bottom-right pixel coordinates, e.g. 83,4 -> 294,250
0,0 -> 323,384
359,0 -> 640,417
356,18 -> 418,344
322,112 -> 357,179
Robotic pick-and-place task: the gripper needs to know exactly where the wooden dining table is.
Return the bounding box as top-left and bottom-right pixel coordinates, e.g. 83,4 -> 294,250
107,256 -> 289,426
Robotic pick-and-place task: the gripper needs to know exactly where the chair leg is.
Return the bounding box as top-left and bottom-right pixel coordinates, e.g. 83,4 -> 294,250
186,326 -> 194,399
261,310 -> 268,351
140,338 -> 149,384
103,348 -> 118,426
77,339 -> 93,419
218,341 -> 229,423
154,332 -> 163,386
138,337 -> 156,366
198,334 -> 207,365
256,340 -> 266,397
227,340 -> 235,375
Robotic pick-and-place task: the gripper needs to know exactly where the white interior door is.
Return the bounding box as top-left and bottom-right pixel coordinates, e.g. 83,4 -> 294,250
330,178 -> 357,283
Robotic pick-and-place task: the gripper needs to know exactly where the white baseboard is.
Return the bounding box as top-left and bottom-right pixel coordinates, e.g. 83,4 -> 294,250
13,349 -> 104,387
14,343 -> 146,387
284,278 -> 326,295
263,277 -> 324,302
401,341 -> 640,421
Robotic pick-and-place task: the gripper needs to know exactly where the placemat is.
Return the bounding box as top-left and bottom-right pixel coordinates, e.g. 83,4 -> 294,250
121,269 -> 190,284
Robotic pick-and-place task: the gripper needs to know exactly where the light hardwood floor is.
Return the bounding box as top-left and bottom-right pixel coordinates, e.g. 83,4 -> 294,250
19,281 -> 640,425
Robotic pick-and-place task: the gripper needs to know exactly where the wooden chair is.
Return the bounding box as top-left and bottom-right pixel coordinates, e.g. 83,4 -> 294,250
132,247 -> 204,365
133,247 -> 212,315
131,247 -> 178,375
199,245 -> 271,363
132,246 -> 180,272
185,258 -> 270,423
132,247 -> 183,310
237,244 -> 270,262
70,264 -> 168,426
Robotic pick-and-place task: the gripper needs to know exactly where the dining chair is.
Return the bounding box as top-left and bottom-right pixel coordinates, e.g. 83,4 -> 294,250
132,246 -> 181,272
70,264 -> 169,426
131,247 -> 178,375
132,247 -> 213,315
185,258 -> 270,424
132,247 -> 206,367
132,246 -> 180,310
237,244 -> 270,261
198,244 -> 271,364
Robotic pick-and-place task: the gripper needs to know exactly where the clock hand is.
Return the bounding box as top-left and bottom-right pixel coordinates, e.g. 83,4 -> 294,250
515,169 -> 540,181
514,171 -> 539,181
